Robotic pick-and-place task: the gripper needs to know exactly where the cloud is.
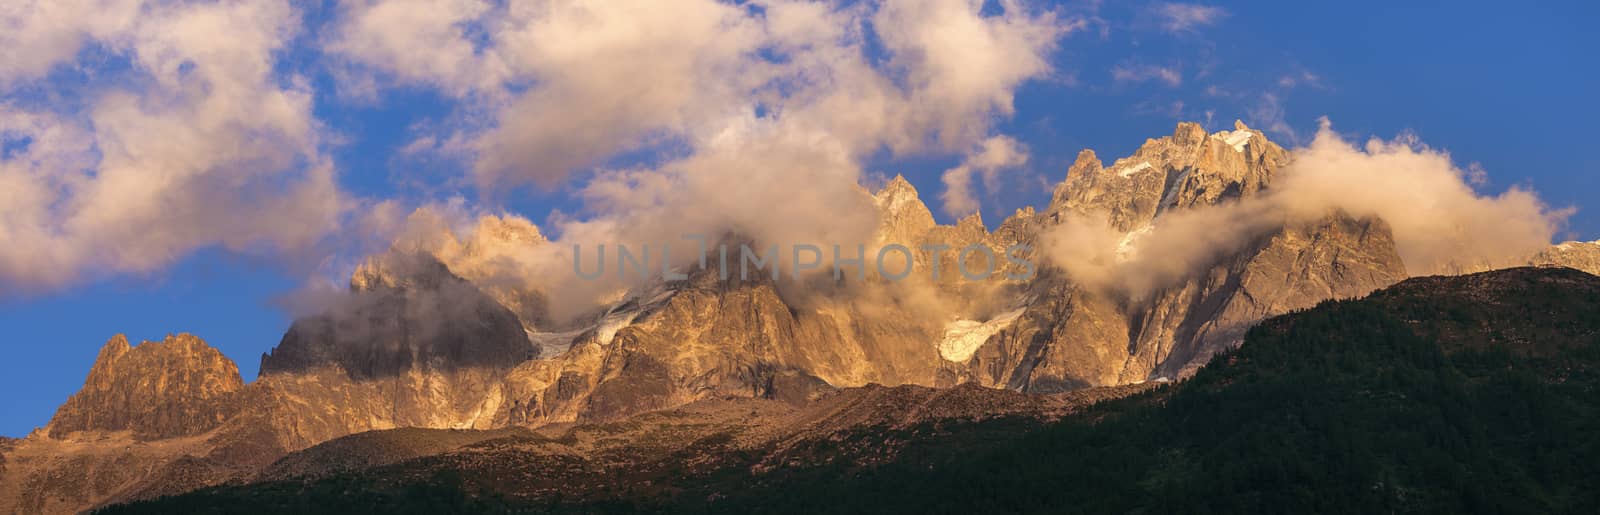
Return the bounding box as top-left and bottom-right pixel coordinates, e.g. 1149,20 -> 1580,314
3,0 -> 1075,313
322,0 -> 1072,191
311,0 -> 1076,317
0,0 -> 142,86
940,135 -> 1030,217
1275,119 -> 1567,274
0,0 -> 347,294
1044,119 -> 1569,297
1246,92 -> 1297,143
1112,63 -> 1182,86
1277,70 -> 1324,89
324,0 -> 512,97
1154,3 -> 1227,33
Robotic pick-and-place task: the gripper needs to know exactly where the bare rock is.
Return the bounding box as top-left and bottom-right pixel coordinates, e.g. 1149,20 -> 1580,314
47,334 -> 242,440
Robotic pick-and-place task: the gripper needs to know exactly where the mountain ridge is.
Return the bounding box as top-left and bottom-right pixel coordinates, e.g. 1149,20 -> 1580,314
6,123 -> 1599,514
105,266 -> 1600,513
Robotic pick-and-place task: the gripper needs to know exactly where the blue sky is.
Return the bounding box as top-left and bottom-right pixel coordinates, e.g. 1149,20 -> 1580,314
2,0 -> 1596,436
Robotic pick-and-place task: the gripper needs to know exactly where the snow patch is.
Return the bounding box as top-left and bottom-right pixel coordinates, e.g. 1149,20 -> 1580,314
528,329 -> 584,357
1213,130 -> 1252,152
939,309 -> 1025,362
1161,168 -> 1191,206
1117,161 -> 1154,178
591,284 -> 678,346
595,310 -> 642,345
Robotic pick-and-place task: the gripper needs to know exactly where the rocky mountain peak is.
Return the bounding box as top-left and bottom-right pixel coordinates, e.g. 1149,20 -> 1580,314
471,215 -> 544,245
265,251 -> 535,379
1172,121 -> 1208,145
460,215 -> 546,265
876,174 -> 918,201
873,174 -> 937,244
956,211 -> 985,231
352,213 -> 554,332
350,251 -> 456,292
47,333 -> 243,440
1046,120 -> 1290,232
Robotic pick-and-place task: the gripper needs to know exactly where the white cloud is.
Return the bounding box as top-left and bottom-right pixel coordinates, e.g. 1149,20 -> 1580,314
1112,63 -> 1182,86
940,135 -> 1029,217
473,0 -> 771,188
0,0 -> 143,85
325,0 -> 512,97
323,0 -> 1072,189
0,0 -> 346,293
1154,3 -> 1227,33
1247,92 -> 1297,143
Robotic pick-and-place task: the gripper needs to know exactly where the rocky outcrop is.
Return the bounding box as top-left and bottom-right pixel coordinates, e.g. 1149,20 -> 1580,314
6,335 -> 274,514
1531,240 -> 1600,275
47,334 -> 243,440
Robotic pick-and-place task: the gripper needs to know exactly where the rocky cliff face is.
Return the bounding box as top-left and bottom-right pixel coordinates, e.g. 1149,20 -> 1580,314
6,335 -> 269,514
47,334 -> 243,440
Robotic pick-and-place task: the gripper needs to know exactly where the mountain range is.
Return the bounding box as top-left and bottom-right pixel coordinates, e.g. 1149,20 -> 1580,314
4,123 -> 1597,514
107,266 -> 1600,514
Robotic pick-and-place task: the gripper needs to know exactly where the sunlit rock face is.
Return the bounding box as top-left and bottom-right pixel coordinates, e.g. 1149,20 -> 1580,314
1531,240 -> 1600,275
47,334 -> 244,440
952,121 -> 1406,390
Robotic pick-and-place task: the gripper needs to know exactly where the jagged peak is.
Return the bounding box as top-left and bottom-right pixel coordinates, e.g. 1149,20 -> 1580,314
92,333 -> 217,362
874,174 -> 922,204
957,211 -> 985,231
49,333 -> 243,439
873,174 -> 937,244
95,334 -> 132,363
1068,149 -> 1102,177
469,214 -> 545,247
883,173 -> 916,192
350,250 -> 460,292
1173,121 -> 1207,145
